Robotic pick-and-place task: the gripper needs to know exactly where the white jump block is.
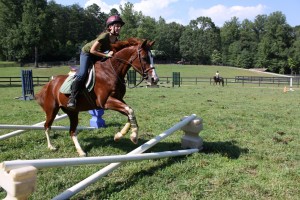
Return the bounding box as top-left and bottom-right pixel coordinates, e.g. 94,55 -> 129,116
180,116 -> 203,150
0,166 -> 37,200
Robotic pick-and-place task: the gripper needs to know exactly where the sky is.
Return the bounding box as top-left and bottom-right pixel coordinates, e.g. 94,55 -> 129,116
52,0 -> 299,27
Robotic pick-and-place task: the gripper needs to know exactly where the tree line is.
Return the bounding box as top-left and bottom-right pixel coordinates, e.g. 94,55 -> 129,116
0,0 -> 299,74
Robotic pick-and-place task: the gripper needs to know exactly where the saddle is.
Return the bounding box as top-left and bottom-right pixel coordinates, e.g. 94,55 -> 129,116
59,65 -> 95,94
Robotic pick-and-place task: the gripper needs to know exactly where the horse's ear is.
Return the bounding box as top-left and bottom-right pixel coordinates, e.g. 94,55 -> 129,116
141,39 -> 147,48
148,41 -> 155,47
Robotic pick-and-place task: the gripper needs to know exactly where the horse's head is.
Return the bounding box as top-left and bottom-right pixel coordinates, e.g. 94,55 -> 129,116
130,39 -> 159,84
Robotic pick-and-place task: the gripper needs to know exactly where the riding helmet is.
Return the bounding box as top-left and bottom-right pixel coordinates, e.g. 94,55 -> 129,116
106,15 -> 125,27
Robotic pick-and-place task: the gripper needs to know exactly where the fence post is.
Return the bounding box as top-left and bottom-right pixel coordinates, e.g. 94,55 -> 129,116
127,70 -> 136,86
172,72 -> 180,87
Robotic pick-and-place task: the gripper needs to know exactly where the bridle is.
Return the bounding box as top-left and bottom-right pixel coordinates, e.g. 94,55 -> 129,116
112,46 -> 155,87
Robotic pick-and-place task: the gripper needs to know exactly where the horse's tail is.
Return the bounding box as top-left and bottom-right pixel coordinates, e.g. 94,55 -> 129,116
35,78 -> 57,109
35,82 -> 50,108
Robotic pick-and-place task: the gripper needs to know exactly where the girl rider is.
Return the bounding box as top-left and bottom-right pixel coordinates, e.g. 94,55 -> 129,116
67,15 -> 125,109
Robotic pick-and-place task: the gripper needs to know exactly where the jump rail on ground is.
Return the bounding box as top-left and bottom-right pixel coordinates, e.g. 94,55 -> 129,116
0,114 -> 203,200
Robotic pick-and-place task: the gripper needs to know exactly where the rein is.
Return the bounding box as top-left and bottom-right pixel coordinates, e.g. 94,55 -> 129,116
110,47 -> 155,88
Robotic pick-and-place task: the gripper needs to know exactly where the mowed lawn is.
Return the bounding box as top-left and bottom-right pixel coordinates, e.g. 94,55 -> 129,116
0,64 -> 299,199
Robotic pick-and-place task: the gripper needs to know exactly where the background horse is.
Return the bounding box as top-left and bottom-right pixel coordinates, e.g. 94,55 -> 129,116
213,76 -> 224,86
35,38 -> 159,156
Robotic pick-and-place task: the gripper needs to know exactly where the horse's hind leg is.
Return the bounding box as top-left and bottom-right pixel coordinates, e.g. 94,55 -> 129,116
44,106 -> 60,151
63,109 -> 86,157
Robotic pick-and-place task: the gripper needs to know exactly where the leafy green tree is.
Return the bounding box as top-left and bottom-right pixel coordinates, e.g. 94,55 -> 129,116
22,0 -> 47,67
211,49 -> 222,65
238,19 -> 257,68
137,15 -> 156,40
119,2 -> 140,39
180,16 -> 220,64
289,26 -> 300,74
256,12 -> 293,73
0,0 -> 24,61
253,14 -> 267,41
220,17 -> 240,66
85,3 -> 108,36
155,18 -> 184,62
109,8 -> 119,16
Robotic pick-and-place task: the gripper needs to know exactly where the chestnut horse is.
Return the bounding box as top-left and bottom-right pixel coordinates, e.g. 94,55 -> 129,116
35,38 -> 159,156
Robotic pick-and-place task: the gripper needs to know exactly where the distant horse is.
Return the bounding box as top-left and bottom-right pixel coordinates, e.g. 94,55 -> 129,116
213,76 -> 224,86
35,38 -> 159,156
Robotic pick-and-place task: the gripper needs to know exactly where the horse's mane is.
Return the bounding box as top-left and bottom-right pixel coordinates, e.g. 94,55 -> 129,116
111,38 -> 142,52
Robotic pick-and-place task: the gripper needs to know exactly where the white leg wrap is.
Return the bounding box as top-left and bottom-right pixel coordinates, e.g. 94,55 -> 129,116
45,128 -> 56,151
71,132 -> 86,157
125,106 -> 139,144
114,122 -> 131,142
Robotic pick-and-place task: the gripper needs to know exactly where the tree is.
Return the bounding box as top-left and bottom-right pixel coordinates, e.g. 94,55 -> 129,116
288,26 -> 300,74
256,12 -> 293,73
22,0 -> 47,67
119,2 -> 140,39
237,19 -> 257,68
220,17 -> 240,66
211,49 -> 222,65
0,0 -> 24,61
136,15 -> 156,40
155,18 -> 184,62
180,16 -> 220,64
84,3 -> 107,36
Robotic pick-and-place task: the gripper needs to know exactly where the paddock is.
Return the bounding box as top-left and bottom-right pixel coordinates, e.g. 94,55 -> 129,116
0,114 -> 203,200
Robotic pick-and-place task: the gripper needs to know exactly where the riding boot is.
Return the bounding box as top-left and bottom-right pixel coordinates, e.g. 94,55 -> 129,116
67,78 -> 81,109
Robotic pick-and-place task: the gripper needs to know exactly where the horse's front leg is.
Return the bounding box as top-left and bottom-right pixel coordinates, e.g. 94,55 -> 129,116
71,130 -> 86,157
114,106 -> 139,144
105,97 -> 139,144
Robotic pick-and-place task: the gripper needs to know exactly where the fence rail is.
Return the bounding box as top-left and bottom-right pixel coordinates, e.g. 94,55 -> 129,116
0,76 -> 50,86
1,76 -> 299,87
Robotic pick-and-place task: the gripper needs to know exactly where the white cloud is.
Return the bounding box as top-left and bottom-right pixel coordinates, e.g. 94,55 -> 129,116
85,0 -> 178,20
189,4 -> 266,26
84,0 -> 126,13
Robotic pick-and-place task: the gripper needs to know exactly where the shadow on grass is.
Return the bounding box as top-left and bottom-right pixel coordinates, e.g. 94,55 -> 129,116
202,140 -> 249,159
60,138 -> 248,199
75,154 -> 189,200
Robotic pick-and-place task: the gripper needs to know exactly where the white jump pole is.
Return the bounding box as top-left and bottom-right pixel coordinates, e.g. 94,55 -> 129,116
0,125 -> 96,131
0,114 -> 67,141
53,114 -> 197,200
1,149 -> 198,171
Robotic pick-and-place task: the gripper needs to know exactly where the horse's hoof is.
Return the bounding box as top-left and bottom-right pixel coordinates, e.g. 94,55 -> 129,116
78,151 -> 87,157
130,136 -> 138,144
48,146 -> 57,151
114,132 -> 122,142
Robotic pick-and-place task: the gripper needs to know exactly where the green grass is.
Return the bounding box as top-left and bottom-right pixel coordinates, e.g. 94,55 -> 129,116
0,65 -> 299,199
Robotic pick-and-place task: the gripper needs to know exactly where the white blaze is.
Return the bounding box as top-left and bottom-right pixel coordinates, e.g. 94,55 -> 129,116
148,51 -> 159,82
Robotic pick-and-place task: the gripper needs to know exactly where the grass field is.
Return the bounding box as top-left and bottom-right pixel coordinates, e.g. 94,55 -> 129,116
0,64 -> 299,199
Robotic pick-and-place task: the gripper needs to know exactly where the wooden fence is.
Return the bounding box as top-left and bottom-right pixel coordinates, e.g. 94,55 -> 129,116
0,76 -> 50,86
1,76 -> 299,87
